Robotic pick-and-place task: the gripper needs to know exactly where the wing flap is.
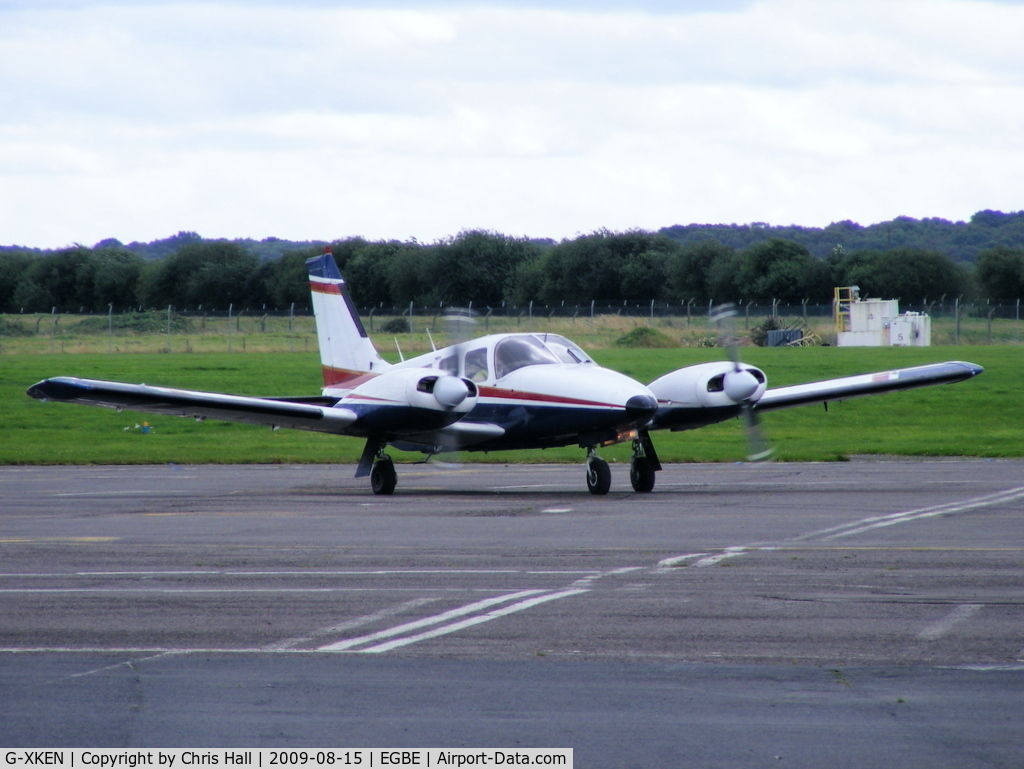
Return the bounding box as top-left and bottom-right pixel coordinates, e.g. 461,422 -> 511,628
755,360 -> 983,413
27,377 -> 358,433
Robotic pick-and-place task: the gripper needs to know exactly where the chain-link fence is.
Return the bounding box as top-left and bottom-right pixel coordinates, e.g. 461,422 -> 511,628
3,299 -> 1023,354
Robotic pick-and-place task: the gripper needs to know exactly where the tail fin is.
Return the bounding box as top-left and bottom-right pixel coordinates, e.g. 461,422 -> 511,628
306,249 -> 390,388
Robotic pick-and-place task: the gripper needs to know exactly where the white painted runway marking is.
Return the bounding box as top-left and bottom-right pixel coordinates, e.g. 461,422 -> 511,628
318,590 -> 546,651
693,547 -> 748,568
266,597 -> 440,651
354,589 -> 589,653
655,553 -> 710,570
802,486 -> 1024,541
656,548 -> 753,570
918,604 -> 984,641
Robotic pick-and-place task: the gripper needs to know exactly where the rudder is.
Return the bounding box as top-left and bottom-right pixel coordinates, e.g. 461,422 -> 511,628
307,249 -> 389,388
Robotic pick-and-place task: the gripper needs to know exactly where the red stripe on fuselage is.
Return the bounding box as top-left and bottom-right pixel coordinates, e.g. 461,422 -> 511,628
321,368 -> 620,410
477,386 -> 617,409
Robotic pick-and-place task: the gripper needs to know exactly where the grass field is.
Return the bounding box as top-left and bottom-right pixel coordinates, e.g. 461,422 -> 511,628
3,344 -> 1019,466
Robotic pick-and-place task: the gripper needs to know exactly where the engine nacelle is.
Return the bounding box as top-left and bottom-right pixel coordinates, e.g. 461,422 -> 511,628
346,367 -> 478,417
648,361 -> 767,409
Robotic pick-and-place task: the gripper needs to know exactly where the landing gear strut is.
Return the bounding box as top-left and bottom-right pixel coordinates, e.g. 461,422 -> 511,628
586,450 -> 611,495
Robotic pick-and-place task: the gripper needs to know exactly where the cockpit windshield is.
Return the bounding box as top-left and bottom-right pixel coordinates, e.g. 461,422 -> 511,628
541,334 -> 593,365
494,336 -> 560,379
493,334 -> 594,379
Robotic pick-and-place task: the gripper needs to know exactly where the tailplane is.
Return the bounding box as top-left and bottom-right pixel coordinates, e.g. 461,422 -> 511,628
306,249 -> 390,388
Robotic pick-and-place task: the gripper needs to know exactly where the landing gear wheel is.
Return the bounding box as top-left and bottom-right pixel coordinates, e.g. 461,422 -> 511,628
370,458 -> 397,495
586,456 -> 611,496
629,456 -> 656,493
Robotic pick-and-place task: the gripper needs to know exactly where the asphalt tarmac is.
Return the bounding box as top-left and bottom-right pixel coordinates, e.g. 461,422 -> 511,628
2,460 -> 1023,766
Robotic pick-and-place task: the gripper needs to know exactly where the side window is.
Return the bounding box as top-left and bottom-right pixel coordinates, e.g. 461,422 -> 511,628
463,347 -> 489,382
439,354 -> 458,375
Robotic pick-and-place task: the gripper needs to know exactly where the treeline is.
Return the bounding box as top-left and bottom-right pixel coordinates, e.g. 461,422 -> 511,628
661,209 -> 1024,262
3,226 -> 1024,315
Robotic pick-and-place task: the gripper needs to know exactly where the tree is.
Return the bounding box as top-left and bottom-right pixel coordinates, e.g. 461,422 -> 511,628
424,230 -> 539,307
736,239 -> 831,303
88,246 -> 145,311
975,245 -> 1024,302
0,251 -> 34,312
620,250 -> 668,302
665,240 -> 735,304
541,230 -> 679,304
139,242 -> 258,310
837,247 -> 969,303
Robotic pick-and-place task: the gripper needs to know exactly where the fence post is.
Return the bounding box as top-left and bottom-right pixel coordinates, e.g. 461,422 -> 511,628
108,303 -> 113,354
955,296 -> 960,345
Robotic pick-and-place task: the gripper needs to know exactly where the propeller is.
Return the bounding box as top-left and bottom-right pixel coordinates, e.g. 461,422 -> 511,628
418,307 -> 479,466
712,303 -> 774,462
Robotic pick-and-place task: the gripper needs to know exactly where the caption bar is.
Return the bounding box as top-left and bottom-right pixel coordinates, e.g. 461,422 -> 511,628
3,751 -> 572,769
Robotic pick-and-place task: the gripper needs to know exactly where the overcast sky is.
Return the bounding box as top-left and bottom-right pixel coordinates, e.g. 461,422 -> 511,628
2,0 -> 1022,248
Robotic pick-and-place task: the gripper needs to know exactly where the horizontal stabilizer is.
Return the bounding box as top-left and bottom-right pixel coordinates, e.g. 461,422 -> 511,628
27,377 -> 358,434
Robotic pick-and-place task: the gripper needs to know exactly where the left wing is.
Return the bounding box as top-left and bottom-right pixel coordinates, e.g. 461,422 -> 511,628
754,360 -> 983,412
26,377 -> 358,433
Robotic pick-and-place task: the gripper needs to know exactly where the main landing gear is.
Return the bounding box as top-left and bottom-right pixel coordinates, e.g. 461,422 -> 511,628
585,431 -> 662,495
359,438 -> 397,496
370,456 -> 397,495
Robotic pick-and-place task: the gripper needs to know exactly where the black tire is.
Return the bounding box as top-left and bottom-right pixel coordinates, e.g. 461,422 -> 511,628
370,459 -> 397,495
586,457 -> 611,495
630,456 -> 656,493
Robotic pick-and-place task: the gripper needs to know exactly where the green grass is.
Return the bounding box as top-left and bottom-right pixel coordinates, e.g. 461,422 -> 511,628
2,346 -> 1021,465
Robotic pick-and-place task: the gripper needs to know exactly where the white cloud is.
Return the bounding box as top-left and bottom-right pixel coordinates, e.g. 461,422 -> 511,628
1,0 -> 1023,247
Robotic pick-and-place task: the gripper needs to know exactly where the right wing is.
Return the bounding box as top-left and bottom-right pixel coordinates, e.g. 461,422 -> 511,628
755,360 -> 983,413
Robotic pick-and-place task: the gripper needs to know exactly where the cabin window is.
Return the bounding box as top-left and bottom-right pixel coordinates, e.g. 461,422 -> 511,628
494,336 -> 560,379
464,347 -> 489,382
439,354 -> 458,376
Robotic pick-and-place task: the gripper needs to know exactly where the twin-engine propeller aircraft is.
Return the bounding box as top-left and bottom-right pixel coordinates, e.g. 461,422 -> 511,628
28,251 -> 983,495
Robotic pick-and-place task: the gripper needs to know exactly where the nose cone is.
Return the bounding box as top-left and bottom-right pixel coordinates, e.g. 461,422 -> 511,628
433,375 -> 470,409
723,368 -> 760,402
625,393 -> 658,422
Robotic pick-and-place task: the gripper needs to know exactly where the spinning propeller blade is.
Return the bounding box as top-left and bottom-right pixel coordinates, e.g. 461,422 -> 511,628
712,303 -> 775,462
